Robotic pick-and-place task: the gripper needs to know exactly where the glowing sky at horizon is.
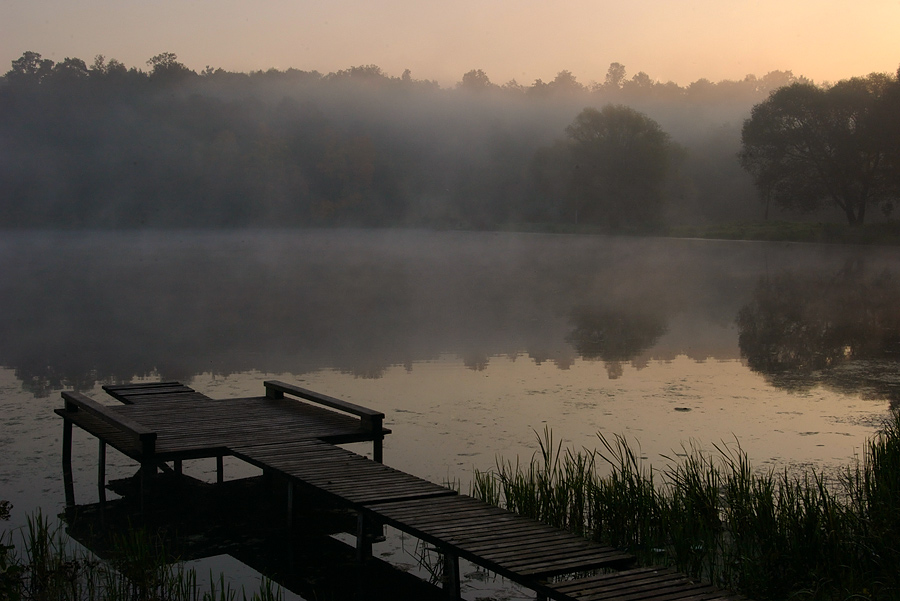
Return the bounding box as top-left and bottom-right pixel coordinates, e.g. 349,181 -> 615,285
2,0 -> 898,87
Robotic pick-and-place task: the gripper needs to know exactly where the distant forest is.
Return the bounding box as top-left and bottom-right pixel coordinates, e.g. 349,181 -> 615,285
0,51 -> 864,229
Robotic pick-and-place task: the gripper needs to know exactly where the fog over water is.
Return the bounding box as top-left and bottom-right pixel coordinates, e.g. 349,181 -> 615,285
0,229 -> 796,388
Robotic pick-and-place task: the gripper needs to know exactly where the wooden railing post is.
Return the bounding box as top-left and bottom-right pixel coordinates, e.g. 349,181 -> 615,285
264,380 -> 387,462
62,419 -> 74,508
98,440 -> 107,504
367,415 -> 384,463
58,391 -> 159,512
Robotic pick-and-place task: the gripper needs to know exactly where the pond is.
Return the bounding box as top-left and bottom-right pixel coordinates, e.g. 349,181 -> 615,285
2,229 -> 899,597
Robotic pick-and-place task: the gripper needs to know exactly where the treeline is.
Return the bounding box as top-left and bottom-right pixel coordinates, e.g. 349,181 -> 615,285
0,51 -> 824,229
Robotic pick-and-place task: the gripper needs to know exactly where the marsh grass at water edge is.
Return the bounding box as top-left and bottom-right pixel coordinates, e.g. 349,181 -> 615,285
0,507 -> 283,601
472,414 -> 900,600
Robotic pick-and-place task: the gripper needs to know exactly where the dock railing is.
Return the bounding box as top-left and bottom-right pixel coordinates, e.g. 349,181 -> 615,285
59,390 -> 158,508
263,380 -> 385,462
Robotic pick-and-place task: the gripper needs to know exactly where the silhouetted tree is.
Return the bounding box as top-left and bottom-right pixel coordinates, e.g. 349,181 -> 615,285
90,55 -> 128,77
501,79 -> 527,94
604,62 -> 626,90
756,70 -> 801,94
740,73 -> 900,224
325,64 -> 390,87
880,66 -> 900,198
550,105 -> 678,228
147,52 -> 195,84
4,51 -> 54,84
458,69 -> 496,92
51,57 -> 90,81
547,70 -> 585,95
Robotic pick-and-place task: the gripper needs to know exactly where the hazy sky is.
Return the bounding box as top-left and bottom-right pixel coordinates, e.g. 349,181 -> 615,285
2,0 -> 898,87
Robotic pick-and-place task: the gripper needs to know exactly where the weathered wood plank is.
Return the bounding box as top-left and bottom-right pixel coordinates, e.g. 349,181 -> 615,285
450,532 -> 604,556
408,517 -> 569,542
54,408 -> 143,458
550,567 -> 672,592
495,549 -> 631,575
108,387 -> 199,398
364,497 -> 634,579
264,380 -> 384,420
575,584 -> 719,601
103,381 -> 205,403
548,567 -> 735,601
231,441 -> 454,507
551,567 -> 678,594
62,391 -> 155,437
103,381 -> 184,390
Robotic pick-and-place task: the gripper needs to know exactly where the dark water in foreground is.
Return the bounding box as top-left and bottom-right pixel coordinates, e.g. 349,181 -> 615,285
2,229 -> 899,598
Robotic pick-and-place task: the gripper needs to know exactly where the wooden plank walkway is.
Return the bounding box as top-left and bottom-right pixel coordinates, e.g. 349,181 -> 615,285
231,439 -> 457,507
546,566 -> 741,601
56,380 -> 743,601
364,495 -> 633,582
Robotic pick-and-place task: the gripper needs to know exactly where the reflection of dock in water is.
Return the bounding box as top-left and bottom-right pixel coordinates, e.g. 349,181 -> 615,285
64,474 -> 448,600
56,380 -> 743,600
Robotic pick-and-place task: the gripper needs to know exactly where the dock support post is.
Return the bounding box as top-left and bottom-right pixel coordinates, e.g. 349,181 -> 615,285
286,481 -> 294,530
62,419 -> 75,508
356,512 -> 373,561
216,455 -> 224,484
139,462 -> 155,513
138,431 -> 158,514
442,551 -> 460,600
174,460 -> 182,476
371,415 -> 383,463
98,440 -> 107,504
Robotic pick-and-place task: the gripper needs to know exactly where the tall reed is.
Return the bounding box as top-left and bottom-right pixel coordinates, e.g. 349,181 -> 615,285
472,409 -> 900,600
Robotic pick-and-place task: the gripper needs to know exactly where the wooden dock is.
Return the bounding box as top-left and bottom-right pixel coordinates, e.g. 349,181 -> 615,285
56,380 -> 742,601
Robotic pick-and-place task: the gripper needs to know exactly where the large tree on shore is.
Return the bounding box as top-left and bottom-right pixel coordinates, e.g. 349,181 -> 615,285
530,105 -> 679,229
739,73 -> 900,224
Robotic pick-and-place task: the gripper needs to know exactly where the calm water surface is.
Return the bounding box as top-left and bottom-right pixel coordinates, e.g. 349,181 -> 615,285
1,229 -> 899,597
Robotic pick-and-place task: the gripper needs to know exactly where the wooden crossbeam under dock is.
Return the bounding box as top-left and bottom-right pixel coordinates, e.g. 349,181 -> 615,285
56,380 -> 744,601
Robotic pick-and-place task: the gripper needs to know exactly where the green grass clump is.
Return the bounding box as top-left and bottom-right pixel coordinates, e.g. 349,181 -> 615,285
0,506 -> 282,601
472,411 -> 900,600
667,220 -> 900,245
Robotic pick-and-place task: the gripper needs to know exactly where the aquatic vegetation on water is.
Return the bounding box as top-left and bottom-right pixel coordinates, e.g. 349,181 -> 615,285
0,507 -> 282,601
472,413 -> 900,600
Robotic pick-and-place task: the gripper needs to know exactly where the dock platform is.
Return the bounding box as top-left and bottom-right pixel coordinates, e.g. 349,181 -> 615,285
57,380 -> 742,600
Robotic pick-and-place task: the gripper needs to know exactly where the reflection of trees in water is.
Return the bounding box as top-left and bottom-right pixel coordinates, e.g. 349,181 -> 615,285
566,306 -> 668,379
736,259 -> 900,406
463,353 -> 490,372
0,232 -> 588,395
0,233 -> 754,395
